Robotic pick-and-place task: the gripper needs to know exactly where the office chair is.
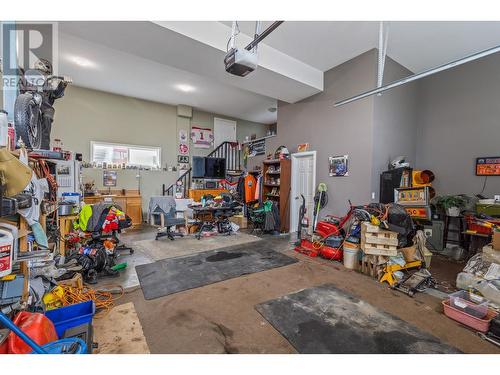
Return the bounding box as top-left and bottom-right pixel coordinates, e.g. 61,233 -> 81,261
152,196 -> 186,241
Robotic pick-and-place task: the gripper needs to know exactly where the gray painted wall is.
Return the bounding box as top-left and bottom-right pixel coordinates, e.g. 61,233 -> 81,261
262,50 -> 378,215
416,52 -> 500,197
371,57 -> 418,201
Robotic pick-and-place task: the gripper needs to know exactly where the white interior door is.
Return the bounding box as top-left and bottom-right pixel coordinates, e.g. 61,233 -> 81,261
290,151 -> 317,234
214,118 -> 237,148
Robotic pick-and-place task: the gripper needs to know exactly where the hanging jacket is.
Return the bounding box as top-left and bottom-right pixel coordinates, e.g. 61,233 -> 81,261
74,204 -> 93,231
244,174 -> 257,203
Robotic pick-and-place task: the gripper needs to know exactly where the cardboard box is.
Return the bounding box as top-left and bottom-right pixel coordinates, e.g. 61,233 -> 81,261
230,215 -> 248,229
493,231 -> 500,251
400,245 -> 418,263
483,244 -> 500,264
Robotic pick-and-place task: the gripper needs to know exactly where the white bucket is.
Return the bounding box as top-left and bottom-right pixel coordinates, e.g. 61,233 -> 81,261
343,247 -> 359,270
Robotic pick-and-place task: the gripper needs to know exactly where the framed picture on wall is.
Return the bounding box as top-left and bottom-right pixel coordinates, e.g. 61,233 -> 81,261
329,155 -> 349,177
103,170 -> 117,187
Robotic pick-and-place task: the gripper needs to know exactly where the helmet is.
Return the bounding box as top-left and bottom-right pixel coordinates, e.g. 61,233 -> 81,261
389,156 -> 410,169
34,58 -> 53,75
274,145 -> 290,159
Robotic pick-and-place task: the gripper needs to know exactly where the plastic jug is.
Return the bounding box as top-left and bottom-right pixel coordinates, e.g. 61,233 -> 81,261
0,110 -> 8,147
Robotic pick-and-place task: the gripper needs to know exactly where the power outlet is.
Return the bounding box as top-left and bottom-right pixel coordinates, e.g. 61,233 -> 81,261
371,192 -> 376,200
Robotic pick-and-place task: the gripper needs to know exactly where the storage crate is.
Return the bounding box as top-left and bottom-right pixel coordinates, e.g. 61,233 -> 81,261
45,301 -> 95,338
442,300 -> 497,333
449,290 -> 489,319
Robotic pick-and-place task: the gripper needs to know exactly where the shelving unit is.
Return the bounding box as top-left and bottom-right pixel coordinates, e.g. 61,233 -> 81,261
0,216 -> 30,303
262,158 -> 291,232
0,149 -> 55,306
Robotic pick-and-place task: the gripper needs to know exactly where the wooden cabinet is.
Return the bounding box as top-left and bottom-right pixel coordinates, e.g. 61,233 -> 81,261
188,189 -> 228,202
125,196 -> 142,227
83,192 -> 142,227
262,159 -> 291,233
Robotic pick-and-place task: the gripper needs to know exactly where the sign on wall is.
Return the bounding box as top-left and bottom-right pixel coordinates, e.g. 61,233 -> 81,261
177,155 -> 189,163
191,126 -> 213,149
476,156 -> 500,176
247,138 -> 266,157
179,143 -> 189,155
178,129 -> 188,144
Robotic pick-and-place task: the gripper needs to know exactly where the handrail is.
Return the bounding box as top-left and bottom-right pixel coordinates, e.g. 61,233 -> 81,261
162,141 -> 242,197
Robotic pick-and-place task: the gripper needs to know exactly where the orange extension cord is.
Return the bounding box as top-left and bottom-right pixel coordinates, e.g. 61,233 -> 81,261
59,285 -> 124,317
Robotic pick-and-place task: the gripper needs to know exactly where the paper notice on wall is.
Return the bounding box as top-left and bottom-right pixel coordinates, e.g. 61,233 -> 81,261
191,126 -> 213,148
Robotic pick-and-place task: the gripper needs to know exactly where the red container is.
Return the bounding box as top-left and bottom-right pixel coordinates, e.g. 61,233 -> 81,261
315,221 -> 342,238
7,312 -> 58,354
319,246 -> 343,261
442,300 -> 498,333
0,341 -> 7,354
465,215 -> 500,235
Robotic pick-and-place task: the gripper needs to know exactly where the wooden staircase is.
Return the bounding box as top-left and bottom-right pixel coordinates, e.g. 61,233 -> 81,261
162,141 -> 242,198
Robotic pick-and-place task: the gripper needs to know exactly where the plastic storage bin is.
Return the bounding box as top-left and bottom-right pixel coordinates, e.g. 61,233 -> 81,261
45,301 -> 95,338
449,290 -> 489,319
442,300 -> 497,333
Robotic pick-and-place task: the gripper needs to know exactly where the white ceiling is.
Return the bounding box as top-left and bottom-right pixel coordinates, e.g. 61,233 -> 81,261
56,21 -> 500,125
58,33 -> 278,124
222,21 -> 500,72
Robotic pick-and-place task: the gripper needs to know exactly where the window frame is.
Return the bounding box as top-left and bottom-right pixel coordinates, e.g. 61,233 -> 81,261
90,141 -> 162,169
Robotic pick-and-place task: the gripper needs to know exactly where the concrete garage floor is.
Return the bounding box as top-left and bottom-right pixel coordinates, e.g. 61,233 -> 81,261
115,232 -> 499,354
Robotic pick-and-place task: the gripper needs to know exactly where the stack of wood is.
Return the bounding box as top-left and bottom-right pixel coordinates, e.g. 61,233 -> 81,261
361,222 -> 398,256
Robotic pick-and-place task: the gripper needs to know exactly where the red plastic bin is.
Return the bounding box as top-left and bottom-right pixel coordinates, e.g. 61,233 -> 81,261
442,300 -> 498,333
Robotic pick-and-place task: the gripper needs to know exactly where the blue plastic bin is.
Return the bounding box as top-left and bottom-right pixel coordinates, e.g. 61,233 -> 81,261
45,301 -> 95,338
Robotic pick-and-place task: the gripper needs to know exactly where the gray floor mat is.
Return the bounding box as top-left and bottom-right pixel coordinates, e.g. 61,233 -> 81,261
135,243 -> 297,300
255,284 -> 461,354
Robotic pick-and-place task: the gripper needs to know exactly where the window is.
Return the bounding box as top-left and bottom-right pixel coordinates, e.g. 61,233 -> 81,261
91,141 -> 161,169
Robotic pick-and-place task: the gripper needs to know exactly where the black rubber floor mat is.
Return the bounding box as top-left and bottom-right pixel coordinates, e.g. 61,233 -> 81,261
135,244 -> 297,300
255,284 -> 461,354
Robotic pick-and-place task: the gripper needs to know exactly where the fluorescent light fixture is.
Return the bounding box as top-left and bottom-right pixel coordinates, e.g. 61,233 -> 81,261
334,43 -> 500,107
68,55 -> 96,68
175,83 -> 196,93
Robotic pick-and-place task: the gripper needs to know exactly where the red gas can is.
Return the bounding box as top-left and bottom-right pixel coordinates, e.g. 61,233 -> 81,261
7,312 -> 58,354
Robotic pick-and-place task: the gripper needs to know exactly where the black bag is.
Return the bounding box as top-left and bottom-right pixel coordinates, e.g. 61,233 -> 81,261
368,203 -> 415,247
490,315 -> 500,337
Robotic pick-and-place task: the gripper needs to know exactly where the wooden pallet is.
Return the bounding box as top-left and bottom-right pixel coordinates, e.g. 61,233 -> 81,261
361,243 -> 398,256
361,232 -> 398,246
361,222 -> 385,233
360,255 -> 387,279
361,222 -> 398,256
